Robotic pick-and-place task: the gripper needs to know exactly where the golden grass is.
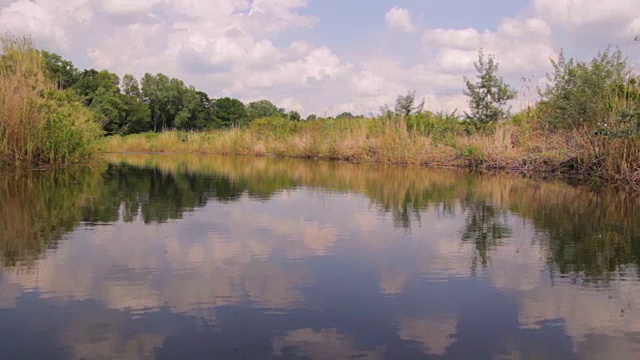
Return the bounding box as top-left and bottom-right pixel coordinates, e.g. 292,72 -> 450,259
101,120 -> 574,174
100,111 -> 640,186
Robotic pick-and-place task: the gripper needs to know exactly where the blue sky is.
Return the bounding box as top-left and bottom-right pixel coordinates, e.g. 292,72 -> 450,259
0,0 -> 639,115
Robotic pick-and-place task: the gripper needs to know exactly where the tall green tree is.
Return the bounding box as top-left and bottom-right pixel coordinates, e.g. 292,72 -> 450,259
463,49 -> 516,125
119,74 -> 151,134
40,51 -> 77,89
73,69 -> 120,106
212,97 -> 248,128
175,89 -> 214,130
90,87 -> 126,134
141,73 -> 185,131
70,69 -> 124,133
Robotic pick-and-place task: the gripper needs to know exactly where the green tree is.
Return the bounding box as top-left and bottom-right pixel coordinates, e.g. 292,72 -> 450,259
337,112 -> 354,119
73,69 -> 120,106
175,89 -> 214,130
306,114 -> 318,121
212,97 -> 248,128
395,91 -> 425,117
70,69 -> 124,134
141,73 -> 186,131
40,51 -> 77,89
121,95 -> 151,134
288,111 -> 301,121
247,100 -> 280,121
90,87 -> 126,134
117,74 -> 152,134
121,74 -> 142,98
463,49 -> 516,125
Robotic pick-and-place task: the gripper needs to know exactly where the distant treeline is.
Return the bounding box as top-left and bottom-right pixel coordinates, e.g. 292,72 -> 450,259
41,51 -> 365,135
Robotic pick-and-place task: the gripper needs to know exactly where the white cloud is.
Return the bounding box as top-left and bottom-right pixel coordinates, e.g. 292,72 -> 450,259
385,6 -> 415,33
1,0 -> 637,116
101,0 -> 161,15
425,17 -> 555,74
534,0 -> 640,27
0,0 -> 68,48
534,0 -> 640,45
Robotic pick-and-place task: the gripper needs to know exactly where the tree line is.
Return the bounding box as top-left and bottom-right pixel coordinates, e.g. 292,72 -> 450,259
41,51 -> 353,135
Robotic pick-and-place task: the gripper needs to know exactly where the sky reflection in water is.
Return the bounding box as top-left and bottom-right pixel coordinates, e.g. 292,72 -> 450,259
1,154 -> 640,359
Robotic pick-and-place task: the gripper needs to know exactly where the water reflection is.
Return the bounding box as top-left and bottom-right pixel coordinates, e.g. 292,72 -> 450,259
1,153 -> 640,359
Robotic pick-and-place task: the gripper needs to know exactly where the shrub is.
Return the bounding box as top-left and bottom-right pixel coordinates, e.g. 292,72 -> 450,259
540,48 -> 631,130
0,36 -> 102,167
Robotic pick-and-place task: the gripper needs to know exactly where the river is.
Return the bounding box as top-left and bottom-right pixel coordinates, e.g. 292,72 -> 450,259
1,154 -> 639,359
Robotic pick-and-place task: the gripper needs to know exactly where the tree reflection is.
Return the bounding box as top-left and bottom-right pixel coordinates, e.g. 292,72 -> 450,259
3,153 -> 640,284
0,168 -> 104,267
460,199 -> 512,273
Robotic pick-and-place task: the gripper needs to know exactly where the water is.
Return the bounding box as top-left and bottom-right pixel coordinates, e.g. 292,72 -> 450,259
1,154 -> 640,359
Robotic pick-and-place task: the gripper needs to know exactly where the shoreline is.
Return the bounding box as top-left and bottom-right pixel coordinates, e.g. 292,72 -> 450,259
100,149 -> 593,189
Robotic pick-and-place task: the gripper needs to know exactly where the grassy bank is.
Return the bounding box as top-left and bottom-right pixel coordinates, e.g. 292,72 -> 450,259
102,116 -> 627,184
0,37 -> 101,168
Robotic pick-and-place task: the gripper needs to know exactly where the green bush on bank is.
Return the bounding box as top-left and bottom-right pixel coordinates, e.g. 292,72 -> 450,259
0,36 -> 102,168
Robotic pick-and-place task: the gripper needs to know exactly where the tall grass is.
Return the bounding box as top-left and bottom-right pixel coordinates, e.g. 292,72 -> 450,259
0,36 -> 101,168
101,116 -> 576,176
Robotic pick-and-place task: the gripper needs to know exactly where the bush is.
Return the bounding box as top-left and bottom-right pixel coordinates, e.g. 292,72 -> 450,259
540,48 -> 632,130
0,36 -> 102,167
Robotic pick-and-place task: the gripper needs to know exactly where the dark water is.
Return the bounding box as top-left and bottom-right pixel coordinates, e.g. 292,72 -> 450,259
2,154 -> 640,359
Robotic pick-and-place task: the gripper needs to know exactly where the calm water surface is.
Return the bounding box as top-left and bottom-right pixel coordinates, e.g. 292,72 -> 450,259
1,154 -> 640,359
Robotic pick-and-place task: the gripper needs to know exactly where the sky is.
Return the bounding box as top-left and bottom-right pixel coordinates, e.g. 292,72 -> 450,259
1,0 -> 639,116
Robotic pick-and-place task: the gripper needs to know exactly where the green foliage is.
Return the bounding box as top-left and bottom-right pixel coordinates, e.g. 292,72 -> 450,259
395,91 -> 424,117
337,112 -> 354,119
247,100 -> 281,121
120,94 -> 151,135
121,74 -> 142,98
540,48 -> 630,130
40,51 -> 77,89
39,90 -> 102,166
73,69 -> 120,106
288,111 -> 302,121
90,87 -> 126,134
212,97 -> 248,128
119,74 -> 151,134
306,114 -> 318,121
249,116 -> 301,137
463,49 -> 517,125
405,111 -> 468,139
1,36 -> 101,168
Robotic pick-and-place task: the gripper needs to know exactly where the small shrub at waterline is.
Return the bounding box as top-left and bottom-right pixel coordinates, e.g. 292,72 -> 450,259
0,36 -> 102,168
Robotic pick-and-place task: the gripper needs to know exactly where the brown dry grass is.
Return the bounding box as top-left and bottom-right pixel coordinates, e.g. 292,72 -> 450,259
101,116 -> 640,186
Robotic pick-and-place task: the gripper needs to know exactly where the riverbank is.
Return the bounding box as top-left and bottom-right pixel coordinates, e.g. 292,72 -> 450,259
101,117 -> 637,186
